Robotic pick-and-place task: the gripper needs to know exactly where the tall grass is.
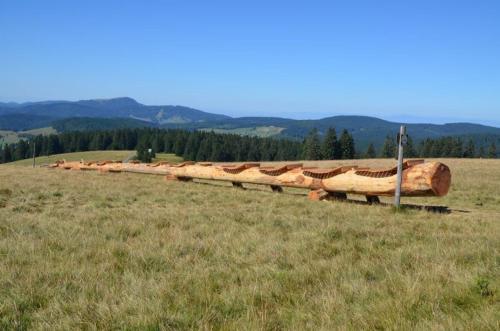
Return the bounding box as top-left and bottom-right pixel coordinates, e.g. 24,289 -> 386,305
0,159 -> 498,329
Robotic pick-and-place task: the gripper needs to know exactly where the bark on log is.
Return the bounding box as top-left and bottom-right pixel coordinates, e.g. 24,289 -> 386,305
50,160 -> 451,197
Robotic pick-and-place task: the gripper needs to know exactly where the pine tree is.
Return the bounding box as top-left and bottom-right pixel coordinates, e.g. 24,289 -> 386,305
1,144 -> 12,163
339,129 -> 355,159
451,138 -> 463,157
405,135 -> 417,157
321,127 -> 340,160
419,139 -> 433,157
463,139 -> 475,158
488,141 -> 497,158
303,128 -> 322,160
136,136 -> 154,163
479,146 -> 485,158
183,132 -> 200,161
15,140 -> 29,160
196,135 -> 212,161
365,143 -> 376,158
173,131 -> 187,156
380,135 -> 396,158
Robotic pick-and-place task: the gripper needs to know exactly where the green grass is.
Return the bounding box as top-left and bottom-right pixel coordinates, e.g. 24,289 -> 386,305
8,150 -> 136,166
154,153 -> 183,163
0,158 -> 498,329
9,151 -> 182,166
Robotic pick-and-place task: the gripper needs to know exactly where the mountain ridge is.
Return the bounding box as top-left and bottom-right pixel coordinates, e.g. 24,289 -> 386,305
1,97 -> 499,151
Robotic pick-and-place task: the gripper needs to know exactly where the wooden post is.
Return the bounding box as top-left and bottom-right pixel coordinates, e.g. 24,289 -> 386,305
394,125 -> 406,208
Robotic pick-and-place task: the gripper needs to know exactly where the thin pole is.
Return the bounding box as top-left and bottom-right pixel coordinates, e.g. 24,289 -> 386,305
32,140 -> 36,168
394,125 -> 406,208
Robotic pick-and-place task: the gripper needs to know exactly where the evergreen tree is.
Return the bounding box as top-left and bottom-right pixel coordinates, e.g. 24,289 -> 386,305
479,146 -> 485,158
195,135 -> 212,161
488,141 -> 497,158
405,135 -> 417,158
339,129 -> 355,159
451,138 -> 463,158
419,139 -> 433,157
173,131 -> 187,156
247,137 -> 261,161
136,145 -> 153,163
463,139 -> 475,158
15,140 -> 29,160
321,127 -> 340,160
1,144 -> 12,163
183,132 -> 200,161
303,128 -> 322,160
430,139 -> 444,157
380,135 -> 396,158
365,143 -> 376,158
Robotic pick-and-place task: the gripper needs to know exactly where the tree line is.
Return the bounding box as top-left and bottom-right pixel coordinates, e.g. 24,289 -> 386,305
0,127 -> 356,164
0,127 -> 497,164
377,135 -> 497,159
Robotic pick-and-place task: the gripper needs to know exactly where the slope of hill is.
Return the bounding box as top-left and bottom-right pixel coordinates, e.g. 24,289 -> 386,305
0,113 -> 55,131
1,97 -> 499,151
0,97 -> 230,128
51,117 -> 155,132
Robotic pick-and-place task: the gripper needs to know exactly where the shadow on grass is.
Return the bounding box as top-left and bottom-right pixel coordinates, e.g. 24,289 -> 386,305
190,179 -> 465,214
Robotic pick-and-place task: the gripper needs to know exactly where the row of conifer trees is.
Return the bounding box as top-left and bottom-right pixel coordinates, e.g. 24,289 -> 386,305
0,127 -> 497,164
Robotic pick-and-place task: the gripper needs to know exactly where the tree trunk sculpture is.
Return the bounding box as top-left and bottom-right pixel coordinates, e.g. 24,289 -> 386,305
50,159 -> 451,199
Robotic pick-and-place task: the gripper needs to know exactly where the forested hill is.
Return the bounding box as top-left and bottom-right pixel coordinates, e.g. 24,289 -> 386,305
0,97 -> 230,129
1,127 -> 497,165
1,97 -> 499,151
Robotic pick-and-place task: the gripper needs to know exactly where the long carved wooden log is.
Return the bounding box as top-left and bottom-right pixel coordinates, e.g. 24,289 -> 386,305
50,159 -> 451,197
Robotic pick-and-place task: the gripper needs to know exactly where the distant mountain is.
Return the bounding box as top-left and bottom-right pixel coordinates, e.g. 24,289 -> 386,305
0,113 -> 54,131
1,97 -> 499,151
161,115 -> 500,151
0,97 -> 230,127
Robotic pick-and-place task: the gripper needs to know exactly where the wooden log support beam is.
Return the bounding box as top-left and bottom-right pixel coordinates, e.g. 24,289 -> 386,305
308,189 -> 330,201
52,159 -> 451,198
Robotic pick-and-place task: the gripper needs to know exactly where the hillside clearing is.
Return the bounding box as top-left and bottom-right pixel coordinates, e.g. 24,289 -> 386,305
0,158 -> 498,329
0,127 -> 56,144
201,126 -> 285,137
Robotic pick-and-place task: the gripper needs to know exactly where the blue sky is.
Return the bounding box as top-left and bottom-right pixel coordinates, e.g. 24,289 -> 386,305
1,0 -> 499,126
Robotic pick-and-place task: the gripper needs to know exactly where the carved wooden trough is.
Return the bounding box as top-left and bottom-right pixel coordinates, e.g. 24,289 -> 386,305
50,159 -> 451,202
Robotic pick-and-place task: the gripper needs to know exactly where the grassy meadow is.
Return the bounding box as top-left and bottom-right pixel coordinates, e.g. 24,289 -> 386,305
0,127 -> 56,145
0,157 -> 498,329
8,151 -> 182,167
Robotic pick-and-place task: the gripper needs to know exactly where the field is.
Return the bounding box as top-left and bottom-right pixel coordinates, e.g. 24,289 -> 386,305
0,157 -> 498,329
0,127 -> 56,145
8,151 -> 182,167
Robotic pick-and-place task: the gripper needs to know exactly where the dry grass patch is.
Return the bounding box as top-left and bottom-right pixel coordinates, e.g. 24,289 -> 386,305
0,158 -> 498,330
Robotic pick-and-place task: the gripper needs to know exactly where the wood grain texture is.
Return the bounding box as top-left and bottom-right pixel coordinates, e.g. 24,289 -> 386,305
50,159 -> 451,197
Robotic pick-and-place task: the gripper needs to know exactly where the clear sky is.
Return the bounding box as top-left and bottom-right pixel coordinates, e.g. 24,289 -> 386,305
1,0 -> 499,126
